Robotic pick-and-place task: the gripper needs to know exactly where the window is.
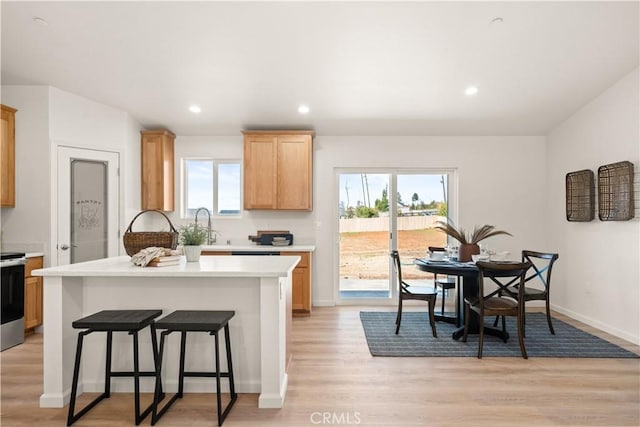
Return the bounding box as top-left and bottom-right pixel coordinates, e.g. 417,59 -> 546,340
183,159 -> 241,217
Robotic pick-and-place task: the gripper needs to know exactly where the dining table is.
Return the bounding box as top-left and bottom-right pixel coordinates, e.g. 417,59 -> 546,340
413,258 -> 510,341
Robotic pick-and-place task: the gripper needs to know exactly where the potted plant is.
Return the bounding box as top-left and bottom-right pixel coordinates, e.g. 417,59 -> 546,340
434,220 -> 512,262
179,223 -> 208,262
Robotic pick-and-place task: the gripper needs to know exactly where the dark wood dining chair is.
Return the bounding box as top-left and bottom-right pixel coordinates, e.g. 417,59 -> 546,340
428,246 -> 459,324
496,250 -> 559,336
390,250 -> 437,337
463,261 -> 531,359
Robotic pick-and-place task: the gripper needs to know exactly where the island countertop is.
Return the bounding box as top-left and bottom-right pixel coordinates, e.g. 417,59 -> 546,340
32,255 -> 301,278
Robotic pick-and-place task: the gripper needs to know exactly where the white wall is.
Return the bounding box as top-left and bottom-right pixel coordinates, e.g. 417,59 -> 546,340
314,136 -> 547,305
170,135 -> 548,309
547,68 -> 640,344
1,86 -> 51,258
0,86 -> 142,265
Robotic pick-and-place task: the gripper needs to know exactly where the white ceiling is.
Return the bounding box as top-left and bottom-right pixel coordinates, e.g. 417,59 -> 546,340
2,1 -> 638,136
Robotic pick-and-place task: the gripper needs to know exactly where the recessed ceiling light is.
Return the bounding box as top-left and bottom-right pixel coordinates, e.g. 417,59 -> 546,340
189,105 -> 201,114
33,17 -> 48,26
298,105 -> 310,114
465,86 -> 479,96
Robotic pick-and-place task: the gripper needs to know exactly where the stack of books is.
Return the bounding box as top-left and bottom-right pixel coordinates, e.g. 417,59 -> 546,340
147,255 -> 181,267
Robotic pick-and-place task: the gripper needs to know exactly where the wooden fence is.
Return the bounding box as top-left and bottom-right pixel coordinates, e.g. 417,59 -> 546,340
339,215 -> 444,233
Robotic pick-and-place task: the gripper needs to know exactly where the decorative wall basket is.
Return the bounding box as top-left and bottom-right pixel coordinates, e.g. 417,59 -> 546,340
598,161 -> 635,221
565,169 -> 595,222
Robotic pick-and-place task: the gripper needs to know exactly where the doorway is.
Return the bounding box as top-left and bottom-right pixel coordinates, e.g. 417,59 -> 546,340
337,170 -> 453,303
57,146 -> 119,266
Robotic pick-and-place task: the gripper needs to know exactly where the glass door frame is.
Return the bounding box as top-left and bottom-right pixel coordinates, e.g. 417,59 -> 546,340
334,167 -> 458,306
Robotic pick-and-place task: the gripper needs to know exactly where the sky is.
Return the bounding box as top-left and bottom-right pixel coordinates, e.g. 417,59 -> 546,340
339,173 -> 447,208
186,160 -> 241,214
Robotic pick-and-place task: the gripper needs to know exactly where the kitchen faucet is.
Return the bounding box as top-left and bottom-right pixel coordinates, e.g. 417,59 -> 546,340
194,207 -> 215,244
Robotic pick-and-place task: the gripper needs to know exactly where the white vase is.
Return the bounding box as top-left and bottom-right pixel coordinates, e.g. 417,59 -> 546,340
183,245 -> 202,262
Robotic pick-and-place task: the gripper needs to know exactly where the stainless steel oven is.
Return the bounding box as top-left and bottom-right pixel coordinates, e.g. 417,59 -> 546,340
1,252 -> 26,351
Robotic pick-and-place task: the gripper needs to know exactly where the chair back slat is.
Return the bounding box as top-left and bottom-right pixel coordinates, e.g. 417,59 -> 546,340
476,261 -> 532,304
522,250 -> 559,292
390,250 -> 405,295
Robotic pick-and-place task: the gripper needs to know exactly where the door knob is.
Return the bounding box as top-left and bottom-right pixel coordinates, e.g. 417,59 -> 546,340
59,244 -> 76,250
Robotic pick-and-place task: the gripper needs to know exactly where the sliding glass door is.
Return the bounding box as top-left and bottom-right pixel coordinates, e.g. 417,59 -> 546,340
338,173 -> 391,299
337,170 -> 452,302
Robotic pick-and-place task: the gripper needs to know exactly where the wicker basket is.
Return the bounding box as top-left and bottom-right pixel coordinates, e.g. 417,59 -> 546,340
123,210 -> 179,256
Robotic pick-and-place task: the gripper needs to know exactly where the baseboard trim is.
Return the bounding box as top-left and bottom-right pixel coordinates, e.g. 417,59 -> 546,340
551,304 -> 639,345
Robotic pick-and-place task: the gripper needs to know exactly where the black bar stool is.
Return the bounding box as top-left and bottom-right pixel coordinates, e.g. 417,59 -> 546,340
152,310 -> 237,426
67,309 -> 163,426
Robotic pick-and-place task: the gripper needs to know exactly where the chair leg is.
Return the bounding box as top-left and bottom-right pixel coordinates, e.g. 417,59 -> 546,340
105,331 -> 113,397
517,313 -> 528,359
462,303 -> 470,342
395,299 -> 403,334
152,331 -> 168,425
67,330 -> 109,426
440,286 -> 445,315
501,315 -> 507,343
67,331 -> 86,426
521,301 -> 527,338
132,331 -> 142,425
455,282 -> 461,328
477,312 -> 484,359
428,297 -> 437,338
224,325 -> 237,400
178,331 -> 187,397
545,298 -> 555,335
214,331 -> 222,426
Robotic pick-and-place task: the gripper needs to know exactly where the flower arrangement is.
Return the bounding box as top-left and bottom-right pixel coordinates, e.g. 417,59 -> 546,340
178,223 -> 208,246
434,220 -> 512,261
434,220 -> 512,244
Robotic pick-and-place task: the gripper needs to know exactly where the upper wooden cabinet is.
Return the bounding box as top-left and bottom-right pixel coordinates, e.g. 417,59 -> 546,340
1,104 -> 17,207
243,130 -> 314,211
141,130 -> 175,211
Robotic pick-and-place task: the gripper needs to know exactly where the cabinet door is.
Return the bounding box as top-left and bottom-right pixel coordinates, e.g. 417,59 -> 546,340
243,135 -> 278,209
277,135 -> 312,210
1,105 -> 16,207
291,269 -> 307,311
287,252 -> 311,314
24,277 -> 42,330
141,130 -> 175,211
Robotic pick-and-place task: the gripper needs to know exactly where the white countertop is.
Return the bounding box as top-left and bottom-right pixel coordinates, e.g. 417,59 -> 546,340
26,252 -> 44,258
201,244 -> 315,252
32,255 -> 300,278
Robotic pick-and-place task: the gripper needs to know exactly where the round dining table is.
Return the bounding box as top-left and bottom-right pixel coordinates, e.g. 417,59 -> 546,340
413,258 -> 509,341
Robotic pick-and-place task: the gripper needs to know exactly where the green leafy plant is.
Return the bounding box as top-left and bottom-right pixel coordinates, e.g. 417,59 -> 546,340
434,220 -> 512,244
179,223 -> 208,246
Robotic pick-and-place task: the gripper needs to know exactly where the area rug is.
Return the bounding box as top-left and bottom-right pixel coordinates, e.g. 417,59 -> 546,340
360,311 -> 639,358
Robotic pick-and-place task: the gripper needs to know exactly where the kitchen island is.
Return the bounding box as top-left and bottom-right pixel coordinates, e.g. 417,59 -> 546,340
32,254 -> 300,410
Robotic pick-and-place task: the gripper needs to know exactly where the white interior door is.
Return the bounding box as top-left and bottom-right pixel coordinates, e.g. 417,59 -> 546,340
57,146 -> 119,265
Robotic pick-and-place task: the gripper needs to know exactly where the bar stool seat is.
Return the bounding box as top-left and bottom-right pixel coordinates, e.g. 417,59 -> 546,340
67,309 -> 163,426
152,310 -> 237,426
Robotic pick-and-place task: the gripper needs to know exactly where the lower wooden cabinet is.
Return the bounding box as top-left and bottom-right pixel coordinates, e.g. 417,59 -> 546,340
202,250 -> 312,316
286,252 -> 311,316
24,256 -> 43,331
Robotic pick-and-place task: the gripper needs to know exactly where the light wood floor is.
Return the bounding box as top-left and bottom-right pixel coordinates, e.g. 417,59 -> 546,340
1,306 -> 639,426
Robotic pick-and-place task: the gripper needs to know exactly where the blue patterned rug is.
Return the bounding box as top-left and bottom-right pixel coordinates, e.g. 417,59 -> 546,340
360,311 -> 639,358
